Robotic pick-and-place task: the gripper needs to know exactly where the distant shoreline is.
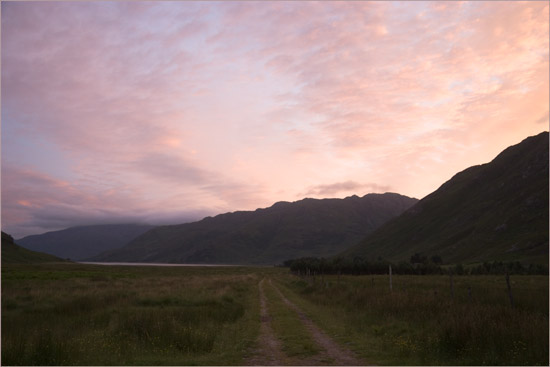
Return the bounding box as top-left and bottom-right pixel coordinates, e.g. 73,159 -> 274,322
78,262 -> 238,267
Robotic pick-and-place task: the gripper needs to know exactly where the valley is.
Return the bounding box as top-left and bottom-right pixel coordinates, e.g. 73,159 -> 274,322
3,2 -> 548,366
1,133 -> 548,365
17,133 -> 548,268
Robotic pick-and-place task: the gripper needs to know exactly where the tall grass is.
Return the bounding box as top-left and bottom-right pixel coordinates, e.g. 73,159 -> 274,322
1,263 -> 270,365
3,263 -> 547,365
278,273 -> 548,365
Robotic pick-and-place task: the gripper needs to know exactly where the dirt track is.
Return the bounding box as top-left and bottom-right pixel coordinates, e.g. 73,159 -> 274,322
245,278 -> 367,366
244,279 -> 284,366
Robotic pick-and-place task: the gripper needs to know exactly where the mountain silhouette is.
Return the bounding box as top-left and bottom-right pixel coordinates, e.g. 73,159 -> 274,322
17,224 -> 155,260
91,193 -> 418,264
2,231 -> 65,263
342,132 -> 549,265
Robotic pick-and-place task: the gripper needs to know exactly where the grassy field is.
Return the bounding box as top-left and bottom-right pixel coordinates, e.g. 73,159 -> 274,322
1,263 -> 279,365
2,263 -> 548,365
276,272 -> 549,365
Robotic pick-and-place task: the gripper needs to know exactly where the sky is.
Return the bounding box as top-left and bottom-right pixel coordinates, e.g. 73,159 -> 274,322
1,1 -> 548,239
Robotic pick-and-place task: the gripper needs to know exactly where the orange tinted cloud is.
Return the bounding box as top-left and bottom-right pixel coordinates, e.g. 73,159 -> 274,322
2,1 -> 547,237
17,200 -> 33,208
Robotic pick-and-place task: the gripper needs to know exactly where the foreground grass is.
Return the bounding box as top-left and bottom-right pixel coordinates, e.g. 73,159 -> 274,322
2,263 -> 548,365
1,263 -> 282,365
275,273 -> 549,365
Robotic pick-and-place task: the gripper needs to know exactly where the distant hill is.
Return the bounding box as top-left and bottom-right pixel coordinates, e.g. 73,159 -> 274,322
91,193 -> 418,265
343,132 -> 549,265
17,224 -> 155,260
2,231 -> 65,263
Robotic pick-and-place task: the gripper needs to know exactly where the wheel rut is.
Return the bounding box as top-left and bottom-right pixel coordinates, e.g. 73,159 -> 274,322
246,278 -> 367,366
244,278 -> 285,366
269,279 -> 365,366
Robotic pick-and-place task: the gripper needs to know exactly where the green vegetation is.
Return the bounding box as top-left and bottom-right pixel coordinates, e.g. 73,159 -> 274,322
17,224 -> 155,260
2,263 -> 547,365
285,256 -> 548,276
344,132 -> 549,265
274,272 -> 549,365
91,193 -> 417,265
1,232 -> 66,264
1,263 -> 274,365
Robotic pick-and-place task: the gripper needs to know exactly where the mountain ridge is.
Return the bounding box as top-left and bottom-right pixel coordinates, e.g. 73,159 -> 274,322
17,223 -> 156,260
2,231 -> 66,263
91,192 -> 418,264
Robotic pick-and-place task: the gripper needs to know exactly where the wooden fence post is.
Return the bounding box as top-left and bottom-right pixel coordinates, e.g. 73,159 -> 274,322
506,272 -> 514,308
389,264 -> 393,292
449,273 -> 454,300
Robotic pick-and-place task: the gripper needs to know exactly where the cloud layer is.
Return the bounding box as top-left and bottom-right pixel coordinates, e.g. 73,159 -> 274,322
2,1 -> 548,238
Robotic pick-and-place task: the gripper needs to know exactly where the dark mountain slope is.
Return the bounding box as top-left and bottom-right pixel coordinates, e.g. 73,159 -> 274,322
2,231 -> 65,263
92,193 -> 418,265
17,224 -> 155,260
343,131 -> 549,265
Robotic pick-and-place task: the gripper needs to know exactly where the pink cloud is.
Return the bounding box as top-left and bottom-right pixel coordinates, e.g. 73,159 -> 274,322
1,164 -> 212,239
303,181 -> 392,197
2,1 -> 548,237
